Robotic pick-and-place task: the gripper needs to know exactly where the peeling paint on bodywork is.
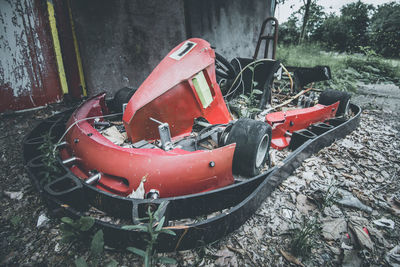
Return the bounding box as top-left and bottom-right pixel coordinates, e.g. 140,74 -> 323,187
0,0 -> 62,112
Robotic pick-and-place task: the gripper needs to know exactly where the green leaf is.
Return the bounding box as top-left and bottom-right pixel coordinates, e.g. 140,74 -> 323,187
105,259 -> 119,267
122,224 -> 148,231
155,217 -> 165,232
90,230 -> 104,256
153,202 -> 168,221
248,66 -> 254,72
252,89 -> 263,95
252,81 -> 259,87
248,108 -> 262,113
10,216 -> 22,227
127,247 -> 146,258
160,229 -> 176,236
158,257 -> 177,264
61,217 -> 75,225
239,94 -> 249,100
79,217 -> 95,231
74,257 -> 88,267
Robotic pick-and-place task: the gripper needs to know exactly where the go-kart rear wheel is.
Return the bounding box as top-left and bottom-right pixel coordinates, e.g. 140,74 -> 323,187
111,87 -> 137,113
318,89 -> 351,117
226,118 -> 272,177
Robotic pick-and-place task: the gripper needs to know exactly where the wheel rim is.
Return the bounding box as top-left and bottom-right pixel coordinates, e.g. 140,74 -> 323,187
255,134 -> 269,168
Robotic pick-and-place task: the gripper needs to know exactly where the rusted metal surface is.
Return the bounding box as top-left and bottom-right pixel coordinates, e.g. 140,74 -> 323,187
53,0 -> 84,99
253,17 -> 279,60
0,0 -> 62,112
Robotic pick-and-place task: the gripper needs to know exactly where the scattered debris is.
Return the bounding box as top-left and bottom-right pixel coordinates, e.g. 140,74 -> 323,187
280,249 -> 304,267
215,247 -> 238,267
100,125 -> 127,146
36,213 -> 50,228
373,217 -> 395,229
321,218 -> 347,240
335,189 -> 373,214
1,100 -> 399,265
4,191 -> 23,200
127,176 -> 147,199
342,249 -> 363,267
385,245 -> 400,267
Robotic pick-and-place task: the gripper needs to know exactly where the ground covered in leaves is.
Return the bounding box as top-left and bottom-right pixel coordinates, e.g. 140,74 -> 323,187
1,87 -> 399,266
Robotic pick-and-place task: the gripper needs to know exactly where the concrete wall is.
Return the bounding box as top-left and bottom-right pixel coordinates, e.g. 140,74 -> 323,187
71,0 -> 275,96
70,0 -> 187,96
186,0 -> 276,61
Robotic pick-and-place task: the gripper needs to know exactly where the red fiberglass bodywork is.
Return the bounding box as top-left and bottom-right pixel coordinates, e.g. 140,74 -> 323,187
123,38 -> 231,142
62,39 -> 235,198
265,102 -> 339,150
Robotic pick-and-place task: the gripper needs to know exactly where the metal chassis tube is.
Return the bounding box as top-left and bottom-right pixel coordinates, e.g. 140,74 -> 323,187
23,104 -> 361,252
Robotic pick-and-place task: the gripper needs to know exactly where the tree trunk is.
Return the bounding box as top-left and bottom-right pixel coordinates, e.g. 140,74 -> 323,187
299,0 -> 312,44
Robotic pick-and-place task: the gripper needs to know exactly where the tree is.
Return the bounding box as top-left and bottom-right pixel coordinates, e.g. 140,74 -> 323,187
339,1 -> 374,52
370,2 -> 400,58
278,1 -> 325,45
299,0 -> 312,44
316,14 -> 350,51
279,16 -> 300,44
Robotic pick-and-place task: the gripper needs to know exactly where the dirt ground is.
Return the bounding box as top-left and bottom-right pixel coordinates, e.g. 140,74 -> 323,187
1,84 -> 399,266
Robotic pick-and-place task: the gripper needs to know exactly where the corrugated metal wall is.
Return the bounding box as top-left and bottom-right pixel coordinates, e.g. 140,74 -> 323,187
0,0 -> 62,112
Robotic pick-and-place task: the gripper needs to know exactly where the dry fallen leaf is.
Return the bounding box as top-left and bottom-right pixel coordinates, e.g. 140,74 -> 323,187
280,249 -> 305,267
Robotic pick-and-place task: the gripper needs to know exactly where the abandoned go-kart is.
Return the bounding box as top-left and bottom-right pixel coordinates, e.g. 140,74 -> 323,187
23,37 -> 361,251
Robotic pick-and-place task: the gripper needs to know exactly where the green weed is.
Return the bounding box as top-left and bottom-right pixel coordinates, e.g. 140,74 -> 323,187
289,218 -> 320,258
124,202 -> 177,267
60,216 -> 116,267
38,133 -> 62,185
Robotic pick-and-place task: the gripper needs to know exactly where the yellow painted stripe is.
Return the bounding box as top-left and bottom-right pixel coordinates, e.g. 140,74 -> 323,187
67,0 -> 87,96
47,0 -> 68,95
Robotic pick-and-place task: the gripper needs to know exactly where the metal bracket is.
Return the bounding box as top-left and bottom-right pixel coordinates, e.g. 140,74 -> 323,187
150,118 -> 173,151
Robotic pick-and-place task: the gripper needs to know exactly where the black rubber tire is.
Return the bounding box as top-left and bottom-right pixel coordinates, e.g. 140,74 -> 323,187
215,52 -> 236,80
111,87 -> 137,113
225,118 -> 272,177
318,89 -> 351,116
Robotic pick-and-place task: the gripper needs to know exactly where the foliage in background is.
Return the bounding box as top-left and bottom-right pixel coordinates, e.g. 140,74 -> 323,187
124,202 -> 176,267
277,44 -> 400,91
278,1 -> 400,58
370,2 -> 400,58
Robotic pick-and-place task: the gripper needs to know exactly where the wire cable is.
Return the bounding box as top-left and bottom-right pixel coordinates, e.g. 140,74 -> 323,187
53,112 -> 123,153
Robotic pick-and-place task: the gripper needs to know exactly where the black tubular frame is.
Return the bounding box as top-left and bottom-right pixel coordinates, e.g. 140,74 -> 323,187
23,104 -> 361,252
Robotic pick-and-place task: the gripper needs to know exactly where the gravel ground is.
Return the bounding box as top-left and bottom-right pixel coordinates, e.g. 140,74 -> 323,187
1,86 -> 399,266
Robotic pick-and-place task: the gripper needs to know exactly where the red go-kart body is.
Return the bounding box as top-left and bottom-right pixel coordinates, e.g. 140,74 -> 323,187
62,39 -> 235,198
266,102 -> 339,150
61,38 -> 343,198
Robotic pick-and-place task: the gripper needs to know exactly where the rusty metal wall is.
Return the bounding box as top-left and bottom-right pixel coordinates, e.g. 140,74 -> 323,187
0,0 -> 62,112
